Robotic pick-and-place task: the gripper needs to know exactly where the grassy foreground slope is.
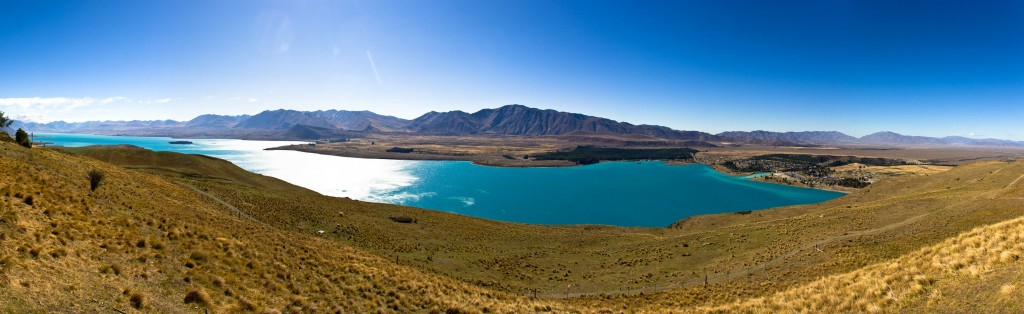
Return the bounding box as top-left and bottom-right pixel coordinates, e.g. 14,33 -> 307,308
67,146 -> 1024,308
4,141 -> 1024,312
703,205 -> 1024,313
0,142 -> 566,312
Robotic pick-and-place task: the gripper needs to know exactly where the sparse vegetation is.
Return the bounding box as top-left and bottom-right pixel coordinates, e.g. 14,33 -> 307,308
534,145 -> 698,165
14,128 -> 30,148
88,170 -> 105,191
2,141 -> 1023,312
389,216 -> 417,223
0,111 -> 12,129
386,147 -> 415,153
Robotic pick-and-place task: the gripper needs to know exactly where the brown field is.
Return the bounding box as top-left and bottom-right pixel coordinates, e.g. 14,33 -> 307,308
831,163 -> 954,176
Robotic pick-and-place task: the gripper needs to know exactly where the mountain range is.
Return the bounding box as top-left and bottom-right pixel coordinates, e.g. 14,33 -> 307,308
13,104 -> 1024,147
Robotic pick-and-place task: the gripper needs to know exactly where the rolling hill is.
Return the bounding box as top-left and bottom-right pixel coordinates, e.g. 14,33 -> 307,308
3,139 -> 1024,312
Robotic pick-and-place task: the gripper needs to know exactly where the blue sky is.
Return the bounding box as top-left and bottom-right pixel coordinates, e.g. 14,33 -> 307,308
1,0 -> 1022,139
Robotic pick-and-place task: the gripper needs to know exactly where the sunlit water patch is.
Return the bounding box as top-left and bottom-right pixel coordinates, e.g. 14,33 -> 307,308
35,133 -> 419,200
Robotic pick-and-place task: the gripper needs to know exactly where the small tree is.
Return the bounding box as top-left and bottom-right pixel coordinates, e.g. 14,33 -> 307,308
0,111 -> 12,129
15,128 -> 31,148
0,112 -> 13,142
88,170 -> 105,191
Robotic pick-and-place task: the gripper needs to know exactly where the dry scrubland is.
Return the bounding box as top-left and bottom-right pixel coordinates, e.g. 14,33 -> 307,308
2,141 -> 1024,312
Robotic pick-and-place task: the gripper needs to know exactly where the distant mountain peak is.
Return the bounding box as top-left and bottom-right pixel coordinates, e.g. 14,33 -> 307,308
717,130 -> 857,145
13,105 -> 1024,147
407,104 -> 719,140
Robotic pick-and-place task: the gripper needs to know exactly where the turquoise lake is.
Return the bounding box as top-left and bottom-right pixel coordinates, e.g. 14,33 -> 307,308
36,133 -> 844,227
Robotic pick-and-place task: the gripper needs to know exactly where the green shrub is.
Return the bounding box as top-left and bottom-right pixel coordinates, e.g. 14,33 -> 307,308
14,128 -> 30,148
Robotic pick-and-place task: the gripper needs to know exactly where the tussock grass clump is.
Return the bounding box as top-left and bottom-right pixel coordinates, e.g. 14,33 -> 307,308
88,170 -> 105,191
129,292 -> 146,309
389,216 -> 417,224
183,289 -> 212,306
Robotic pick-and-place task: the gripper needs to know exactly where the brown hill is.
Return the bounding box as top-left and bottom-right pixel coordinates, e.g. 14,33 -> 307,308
4,141 -> 1024,312
0,142 -> 564,312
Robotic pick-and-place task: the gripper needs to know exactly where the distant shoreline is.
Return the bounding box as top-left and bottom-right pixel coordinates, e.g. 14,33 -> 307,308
269,143 -> 852,194
37,132 -> 952,194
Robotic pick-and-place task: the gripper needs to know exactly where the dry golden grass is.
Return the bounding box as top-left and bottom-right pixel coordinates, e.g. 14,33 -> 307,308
77,146 -> 1024,307
695,204 -> 1024,313
4,141 -> 1024,312
703,144 -> 1024,165
0,142 -> 571,312
831,163 -> 953,176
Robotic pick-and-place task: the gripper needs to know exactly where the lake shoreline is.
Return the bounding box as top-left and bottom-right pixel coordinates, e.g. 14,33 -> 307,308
38,132 -> 847,226
272,144 -> 856,194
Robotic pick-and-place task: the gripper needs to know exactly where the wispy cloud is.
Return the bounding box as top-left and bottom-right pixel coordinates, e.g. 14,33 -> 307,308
0,97 -> 99,112
101,96 -> 129,104
366,50 -> 382,86
130,97 -> 177,105
0,96 -> 166,122
0,97 -> 113,123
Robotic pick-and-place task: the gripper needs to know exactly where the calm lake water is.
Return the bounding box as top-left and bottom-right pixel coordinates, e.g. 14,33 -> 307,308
36,133 -> 843,227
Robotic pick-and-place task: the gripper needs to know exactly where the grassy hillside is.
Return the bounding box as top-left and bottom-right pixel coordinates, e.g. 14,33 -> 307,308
0,142 -> 567,312
714,215 -> 1024,312
4,142 -> 1024,312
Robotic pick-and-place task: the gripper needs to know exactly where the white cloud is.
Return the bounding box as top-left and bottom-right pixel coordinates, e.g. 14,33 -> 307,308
101,96 -> 129,104
227,97 -> 259,102
10,114 -> 50,123
0,97 -> 121,123
0,96 -> 173,122
0,97 -> 98,112
133,97 -> 178,105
